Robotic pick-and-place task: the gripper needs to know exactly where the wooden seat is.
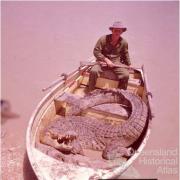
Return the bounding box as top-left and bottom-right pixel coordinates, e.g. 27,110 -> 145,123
81,71 -> 141,88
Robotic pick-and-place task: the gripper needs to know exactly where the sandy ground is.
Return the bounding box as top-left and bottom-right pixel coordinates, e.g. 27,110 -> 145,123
1,1 -> 179,180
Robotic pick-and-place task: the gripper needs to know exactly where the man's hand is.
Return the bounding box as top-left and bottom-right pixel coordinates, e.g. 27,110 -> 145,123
128,65 -> 134,70
104,58 -> 115,68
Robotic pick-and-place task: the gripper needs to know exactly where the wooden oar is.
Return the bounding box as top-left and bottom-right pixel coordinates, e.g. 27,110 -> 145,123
80,61 -> 137,70
42,63 -> 91,92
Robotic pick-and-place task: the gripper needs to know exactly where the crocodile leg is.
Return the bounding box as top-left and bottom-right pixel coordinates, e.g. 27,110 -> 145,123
70,139 -> 84,156
102,138 -> 132,160
36,143 -> 68,162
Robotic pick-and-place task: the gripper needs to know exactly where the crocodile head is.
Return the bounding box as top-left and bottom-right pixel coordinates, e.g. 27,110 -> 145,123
44,127 -> 78,153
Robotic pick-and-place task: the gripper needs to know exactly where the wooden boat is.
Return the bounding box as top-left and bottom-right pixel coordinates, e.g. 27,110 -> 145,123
26,57 -> 154,179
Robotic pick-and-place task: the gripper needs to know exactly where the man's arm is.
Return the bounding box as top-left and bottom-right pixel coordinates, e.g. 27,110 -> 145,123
93,36 -> 106,61
121,40 -> 131,66
93,36 -> 115,67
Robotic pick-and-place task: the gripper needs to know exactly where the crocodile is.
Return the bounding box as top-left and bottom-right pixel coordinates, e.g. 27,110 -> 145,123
40,89 -> 148,164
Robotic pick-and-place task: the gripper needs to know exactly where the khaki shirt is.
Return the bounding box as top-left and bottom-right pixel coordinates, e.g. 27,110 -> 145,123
93,34 -> 131,66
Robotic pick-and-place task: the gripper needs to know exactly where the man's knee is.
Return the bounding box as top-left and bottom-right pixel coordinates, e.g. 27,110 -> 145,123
113,67 -> 129,80
90,64 -> 102,76
121,72 -> 129,79
90,68 -> 99,76
117,71 -> 129,80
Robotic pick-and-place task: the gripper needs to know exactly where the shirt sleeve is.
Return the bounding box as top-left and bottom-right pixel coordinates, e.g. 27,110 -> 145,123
93,36 -> 106,61
121,40 -> 131,66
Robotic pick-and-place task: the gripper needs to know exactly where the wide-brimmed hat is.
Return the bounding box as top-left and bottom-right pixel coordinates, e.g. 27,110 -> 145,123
109,21 -> 127,32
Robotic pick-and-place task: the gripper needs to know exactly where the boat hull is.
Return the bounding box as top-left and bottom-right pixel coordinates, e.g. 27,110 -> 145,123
26,62 -> 154,179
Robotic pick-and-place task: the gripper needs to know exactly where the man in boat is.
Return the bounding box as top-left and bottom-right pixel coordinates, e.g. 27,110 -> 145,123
88,21 -> 131,91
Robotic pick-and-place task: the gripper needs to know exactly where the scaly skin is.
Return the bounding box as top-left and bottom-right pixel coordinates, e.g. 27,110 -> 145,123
40,89 -> 148,161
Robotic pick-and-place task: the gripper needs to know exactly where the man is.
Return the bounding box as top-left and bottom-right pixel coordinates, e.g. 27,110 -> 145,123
88,21 -> 131,91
